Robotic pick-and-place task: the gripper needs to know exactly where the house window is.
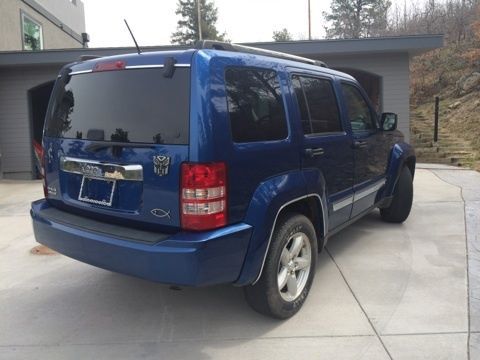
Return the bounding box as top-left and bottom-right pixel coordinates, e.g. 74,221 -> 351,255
22,13 -> 43,51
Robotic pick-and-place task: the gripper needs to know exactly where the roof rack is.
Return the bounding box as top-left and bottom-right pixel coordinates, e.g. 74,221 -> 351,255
195,40 -> 328,68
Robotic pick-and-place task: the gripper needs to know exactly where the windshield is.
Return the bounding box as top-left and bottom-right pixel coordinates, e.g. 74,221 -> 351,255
45,68 -> 190,145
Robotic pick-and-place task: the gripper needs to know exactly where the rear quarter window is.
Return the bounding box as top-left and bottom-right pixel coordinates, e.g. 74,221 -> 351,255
225,67 -> 288,143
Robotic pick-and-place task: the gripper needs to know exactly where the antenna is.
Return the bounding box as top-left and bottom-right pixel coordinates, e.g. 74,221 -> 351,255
124,19 -> 141,54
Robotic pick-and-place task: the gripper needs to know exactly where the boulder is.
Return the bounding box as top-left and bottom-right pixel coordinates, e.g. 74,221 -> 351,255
458,72 -> 480,94
449,101 -> 462,109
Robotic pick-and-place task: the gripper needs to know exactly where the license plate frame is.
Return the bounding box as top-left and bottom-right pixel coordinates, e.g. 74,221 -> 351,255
78,176 -> 116,207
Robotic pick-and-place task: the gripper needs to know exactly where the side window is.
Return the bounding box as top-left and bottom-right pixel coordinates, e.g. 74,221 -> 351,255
291,76 -> 311,134
291,75 -> 342,135
225,68 -> 288,143
341,83 -> 376,132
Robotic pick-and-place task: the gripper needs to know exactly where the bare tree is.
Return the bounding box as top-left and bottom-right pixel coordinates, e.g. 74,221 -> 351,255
384,0 -> 480,44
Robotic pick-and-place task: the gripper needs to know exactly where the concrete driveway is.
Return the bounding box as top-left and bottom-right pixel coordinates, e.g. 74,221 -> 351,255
1,165 -> 479,359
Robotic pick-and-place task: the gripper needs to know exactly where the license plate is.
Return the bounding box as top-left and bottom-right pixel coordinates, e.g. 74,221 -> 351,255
78,176 -> 116,206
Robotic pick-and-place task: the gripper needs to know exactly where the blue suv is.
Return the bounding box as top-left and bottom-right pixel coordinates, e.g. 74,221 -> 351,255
31,41 -> 415,319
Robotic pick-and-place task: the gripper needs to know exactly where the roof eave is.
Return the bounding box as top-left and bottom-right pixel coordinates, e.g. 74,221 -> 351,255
0,35 -> 444,67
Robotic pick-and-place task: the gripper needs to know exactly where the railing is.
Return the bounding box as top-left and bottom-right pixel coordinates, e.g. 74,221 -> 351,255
434,96 -> 440,143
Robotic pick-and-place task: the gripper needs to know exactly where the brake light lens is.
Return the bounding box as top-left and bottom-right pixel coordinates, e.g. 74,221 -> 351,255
181,162 -> 227,231
93,60 -> 126,72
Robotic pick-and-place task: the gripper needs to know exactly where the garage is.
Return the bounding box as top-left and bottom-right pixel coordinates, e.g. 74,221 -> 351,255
0,35 -> 443,179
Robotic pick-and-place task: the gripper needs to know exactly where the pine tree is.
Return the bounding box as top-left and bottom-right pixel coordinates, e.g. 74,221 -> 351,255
171,0 -> 226,45
272,28 -> 293,41
323,0 -> 391,39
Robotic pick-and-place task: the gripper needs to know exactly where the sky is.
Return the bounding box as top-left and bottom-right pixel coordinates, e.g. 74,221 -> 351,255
82,0 -> 333,48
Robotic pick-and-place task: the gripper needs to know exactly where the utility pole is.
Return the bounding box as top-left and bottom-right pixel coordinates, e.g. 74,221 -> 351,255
197,0 -> 202,40
308,0 -> 312,40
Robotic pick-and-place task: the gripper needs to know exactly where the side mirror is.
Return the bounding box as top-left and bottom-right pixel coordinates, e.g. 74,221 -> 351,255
381,112 -> 398,131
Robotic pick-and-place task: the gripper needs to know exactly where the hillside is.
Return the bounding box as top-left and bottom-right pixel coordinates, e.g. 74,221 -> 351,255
410,24 -> 480,170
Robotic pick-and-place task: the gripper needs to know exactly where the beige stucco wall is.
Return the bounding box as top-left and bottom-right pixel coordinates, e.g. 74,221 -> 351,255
0,0 -> 83,51
36,0 -> 85,35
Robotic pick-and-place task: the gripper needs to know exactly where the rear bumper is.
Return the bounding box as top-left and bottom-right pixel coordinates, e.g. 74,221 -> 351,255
31,199 -> 252,286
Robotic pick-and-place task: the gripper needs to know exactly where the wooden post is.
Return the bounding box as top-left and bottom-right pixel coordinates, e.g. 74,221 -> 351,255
434,96 -> 439,142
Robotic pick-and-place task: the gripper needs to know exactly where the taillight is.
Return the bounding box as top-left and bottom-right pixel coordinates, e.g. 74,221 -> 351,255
181,162 -> 227,231
41,146 -> 47,198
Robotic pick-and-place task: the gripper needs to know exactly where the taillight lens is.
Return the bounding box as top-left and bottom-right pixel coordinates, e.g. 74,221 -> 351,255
181,162 -> 227,231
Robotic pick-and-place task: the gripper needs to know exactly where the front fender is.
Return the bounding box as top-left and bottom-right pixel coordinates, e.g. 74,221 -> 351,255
234,170 -> 324,286
384,142 -> 416,197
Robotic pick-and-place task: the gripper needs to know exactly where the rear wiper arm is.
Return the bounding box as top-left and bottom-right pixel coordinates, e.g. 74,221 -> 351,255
85,142 -> 157,152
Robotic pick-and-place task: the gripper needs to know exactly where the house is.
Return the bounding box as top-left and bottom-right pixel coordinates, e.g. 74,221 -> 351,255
0,0 -> 87,51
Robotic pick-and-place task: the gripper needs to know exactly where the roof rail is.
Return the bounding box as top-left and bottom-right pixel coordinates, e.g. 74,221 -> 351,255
195,40 -> 328,68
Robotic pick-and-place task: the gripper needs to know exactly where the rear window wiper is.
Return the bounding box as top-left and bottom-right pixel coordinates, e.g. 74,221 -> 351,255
85,142 -> 157,152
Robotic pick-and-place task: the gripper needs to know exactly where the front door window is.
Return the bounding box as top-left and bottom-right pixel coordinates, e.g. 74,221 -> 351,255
341,84 -> 376,132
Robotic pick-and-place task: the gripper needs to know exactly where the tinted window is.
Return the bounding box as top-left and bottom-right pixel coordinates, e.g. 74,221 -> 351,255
341,83 -> 376,132
291,76 -> 311,134
292,75 -> 342,135
225,68 -> 288,143
45,68 -> 190,144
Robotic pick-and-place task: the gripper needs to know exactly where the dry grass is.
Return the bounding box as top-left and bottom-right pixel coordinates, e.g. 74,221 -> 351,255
410,38 -> 480,171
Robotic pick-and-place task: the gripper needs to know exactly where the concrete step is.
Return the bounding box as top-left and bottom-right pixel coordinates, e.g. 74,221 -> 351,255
416,152 -> 443,158
413,143 -> 472,153
416,152 -> 474,161
417,157 -> 455,165
445,150 -> 475,156
411,108 -> 478,170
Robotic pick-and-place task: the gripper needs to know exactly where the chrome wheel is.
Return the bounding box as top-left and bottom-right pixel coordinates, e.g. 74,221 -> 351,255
277,232 -> 312,302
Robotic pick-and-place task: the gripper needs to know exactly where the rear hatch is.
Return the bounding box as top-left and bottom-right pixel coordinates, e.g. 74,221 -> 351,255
43,52 -> 192,232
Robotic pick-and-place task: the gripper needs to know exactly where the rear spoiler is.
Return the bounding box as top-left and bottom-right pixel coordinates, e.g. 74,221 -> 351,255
79,55 -> 102,61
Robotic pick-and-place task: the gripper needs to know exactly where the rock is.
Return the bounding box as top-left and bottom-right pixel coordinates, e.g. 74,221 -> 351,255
456,74 -> 469,92
474,100 -> 480,108
449,101 -> 462,109
458,72 -> 480,94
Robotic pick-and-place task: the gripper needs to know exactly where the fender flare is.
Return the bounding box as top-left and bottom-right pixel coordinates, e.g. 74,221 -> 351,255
383,142 -> 416,198
234,170 -> 327,286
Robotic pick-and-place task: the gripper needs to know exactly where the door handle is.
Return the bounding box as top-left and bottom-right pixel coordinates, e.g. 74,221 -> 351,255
303,147 -> 325,158
352,140 -> 368,149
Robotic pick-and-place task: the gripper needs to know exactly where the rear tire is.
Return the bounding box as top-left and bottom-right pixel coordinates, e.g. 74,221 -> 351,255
380,167 -> 413,223
244,213 -> 317,319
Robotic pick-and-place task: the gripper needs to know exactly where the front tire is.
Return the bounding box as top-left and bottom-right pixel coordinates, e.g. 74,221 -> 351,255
244,213 -> 317,319
380,166 -> 413,223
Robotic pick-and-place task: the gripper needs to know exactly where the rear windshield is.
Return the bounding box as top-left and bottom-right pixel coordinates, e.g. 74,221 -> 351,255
45,68 -> 190,144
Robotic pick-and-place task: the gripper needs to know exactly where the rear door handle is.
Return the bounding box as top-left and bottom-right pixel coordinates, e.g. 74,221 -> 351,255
352,140 -> 368,149
303,147 -> 325,158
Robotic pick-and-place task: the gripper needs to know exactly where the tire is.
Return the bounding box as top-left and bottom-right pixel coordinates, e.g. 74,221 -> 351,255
380,166 -> 413,223
244,213 -> 318,319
